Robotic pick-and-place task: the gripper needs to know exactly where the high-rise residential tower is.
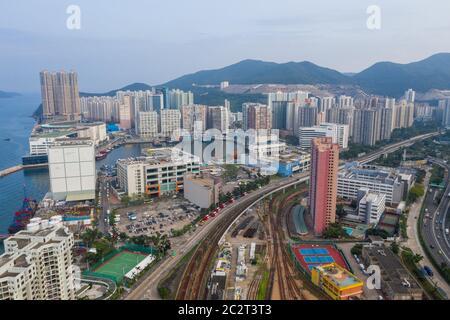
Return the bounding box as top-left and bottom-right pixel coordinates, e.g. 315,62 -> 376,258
242,103 -> 272,131
40,71 -> 81,121
309,137 -> 339,236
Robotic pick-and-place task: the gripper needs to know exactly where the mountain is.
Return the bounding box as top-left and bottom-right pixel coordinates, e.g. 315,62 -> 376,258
162,59 -> 352,89
0,90 -> 20,98
353,53 -> 450,96
80,82 -> 152,97
162,53 -> 450,97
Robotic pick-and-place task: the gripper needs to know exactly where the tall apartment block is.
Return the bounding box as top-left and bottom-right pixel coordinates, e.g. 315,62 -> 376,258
136,111 -> 158,138
168,89 -> 194,110
160,109 -> 181,139
242,103 -> 272,131
207,106 -> 230,132
40,71 -> 81,122
0,224 -> 76,300
181,104 -> 208,134
309,137 -> 339,236
81,96 -> 120,123
294,105 -> 318,136
352,109 -> 381,146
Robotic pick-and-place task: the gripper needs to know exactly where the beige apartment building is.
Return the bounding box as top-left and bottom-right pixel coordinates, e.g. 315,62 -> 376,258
0,224 -> 76,300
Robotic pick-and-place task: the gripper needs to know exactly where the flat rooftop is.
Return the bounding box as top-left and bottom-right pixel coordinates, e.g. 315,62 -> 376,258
339,165 -> 399,184
363,245 -> 422,294
31,130 -> 75,138
118,148 -> 200,166
6,237 -> 31,250
314,263 -> 362,288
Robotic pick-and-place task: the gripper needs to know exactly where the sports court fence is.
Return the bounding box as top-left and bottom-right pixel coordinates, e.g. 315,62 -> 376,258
82,243 -> 158,283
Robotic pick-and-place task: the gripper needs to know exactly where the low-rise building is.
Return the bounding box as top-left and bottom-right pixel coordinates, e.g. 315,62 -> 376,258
311,263 -> 363,300
183,173 -> 220,209
338,165 -> 409,204
357,189 -> 386,225
298,123 -> 349,149
277,149 -> 311,177
117,148 -> 200,197
361,244 -> 423,300
75,122 -> 108,146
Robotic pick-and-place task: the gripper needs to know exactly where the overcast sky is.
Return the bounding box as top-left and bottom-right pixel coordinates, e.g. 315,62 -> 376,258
1,0 -> 450,93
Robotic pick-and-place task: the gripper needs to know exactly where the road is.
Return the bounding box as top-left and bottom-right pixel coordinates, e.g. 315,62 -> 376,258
124,131 -> 441,300
406,169 -> 450,297
97,176 -> 112,234
420,158 -> 450,283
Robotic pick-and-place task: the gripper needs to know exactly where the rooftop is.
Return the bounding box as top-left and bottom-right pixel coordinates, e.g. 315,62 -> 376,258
314,263 -> 362,288
339,165 -> 400,184
6,237 -> 31,250
118,148 -> 200,166
31,130 -> 75,139
363,245 -> 422,294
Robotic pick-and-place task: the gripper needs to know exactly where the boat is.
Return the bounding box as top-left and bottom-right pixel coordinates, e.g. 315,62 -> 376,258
95,152 -> 107,160
3,138 -> 11,141
8,198 -> 38,234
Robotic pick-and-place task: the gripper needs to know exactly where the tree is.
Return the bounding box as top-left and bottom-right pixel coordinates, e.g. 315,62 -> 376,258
81,229 -> 102,247
390,242 -> 400,255
119,232 -> 128,242
336,204 -> 347,219
366,228 -> 390,239
413,253 -> 424,264
223,164 -> 239,182
407,184 -> 425,204
323,223 -> 348,239
351,244 -> 363,256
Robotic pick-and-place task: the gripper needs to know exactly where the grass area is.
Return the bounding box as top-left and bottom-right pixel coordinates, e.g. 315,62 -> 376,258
257,268 -> 270,300
430,165 -> 445,186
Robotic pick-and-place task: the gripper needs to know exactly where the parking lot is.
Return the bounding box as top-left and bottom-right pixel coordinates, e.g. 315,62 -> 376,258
115,196 -> 201,238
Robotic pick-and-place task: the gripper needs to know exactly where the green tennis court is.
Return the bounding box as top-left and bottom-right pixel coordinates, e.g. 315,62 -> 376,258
94,251 -> 147,282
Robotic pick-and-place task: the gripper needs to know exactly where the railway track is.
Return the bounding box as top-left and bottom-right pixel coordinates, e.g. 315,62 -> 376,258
266,189 -> 307,300
246,272 -> 262,299
175,198 -> 259,300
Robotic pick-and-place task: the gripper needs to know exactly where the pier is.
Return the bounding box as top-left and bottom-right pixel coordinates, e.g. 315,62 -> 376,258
0,163 -> 48,178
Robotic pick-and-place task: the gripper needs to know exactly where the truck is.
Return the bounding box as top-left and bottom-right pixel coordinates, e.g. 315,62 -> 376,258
446,228 -> 449,235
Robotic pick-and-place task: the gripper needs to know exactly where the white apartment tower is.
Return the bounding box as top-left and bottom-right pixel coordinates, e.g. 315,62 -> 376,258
160,109 -> 181,139
0,225 -> 76,300
137,111 -> 158,138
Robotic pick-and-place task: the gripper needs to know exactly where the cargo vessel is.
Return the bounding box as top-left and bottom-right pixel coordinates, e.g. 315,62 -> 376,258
8,198 -> 38,234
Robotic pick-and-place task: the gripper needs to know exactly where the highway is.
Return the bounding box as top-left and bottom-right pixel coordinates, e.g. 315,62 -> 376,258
422,158 -> 450,270
124,131 -> 441,300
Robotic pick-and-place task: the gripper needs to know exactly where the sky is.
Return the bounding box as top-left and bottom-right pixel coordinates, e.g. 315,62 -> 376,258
1,0 -> 450,93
